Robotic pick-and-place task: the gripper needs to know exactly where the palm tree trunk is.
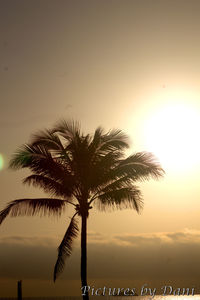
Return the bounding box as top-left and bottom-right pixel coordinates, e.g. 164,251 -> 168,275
81,213 -> 89,300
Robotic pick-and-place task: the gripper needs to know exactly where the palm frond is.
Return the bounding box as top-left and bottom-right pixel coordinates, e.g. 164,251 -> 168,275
51,119 -> 81,141
31,129 -> 64,151
23,175 -> 73,198
94,151 -> 164,190
97,175 -> 133,194
88,151 -> 123,191
54,216 -> 79,281
99,129 -> 129,152
96,186 -> 143,213
31,127 -> 72,165
9,144 -> 73,183
117,152 -> 165,181
9,144 -> 39,169
9,144 -> 52,170
0,198 -> 66,225
89,127 -> 104,147
87,126 -> 104,155
88,128 -> 129,159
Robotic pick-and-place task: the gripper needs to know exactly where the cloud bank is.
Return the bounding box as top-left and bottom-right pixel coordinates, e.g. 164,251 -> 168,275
0,229 -> 200,283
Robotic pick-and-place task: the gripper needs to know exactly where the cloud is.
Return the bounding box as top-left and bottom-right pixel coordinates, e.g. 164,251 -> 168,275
1,229 -> 200,289
113,228 -> 200,246
0,235 -> 59,280
87,231 -> 107,243
0,235 -> 59,247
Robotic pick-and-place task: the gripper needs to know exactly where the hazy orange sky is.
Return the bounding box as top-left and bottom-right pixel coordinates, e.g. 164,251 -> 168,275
1,0 -> 200,297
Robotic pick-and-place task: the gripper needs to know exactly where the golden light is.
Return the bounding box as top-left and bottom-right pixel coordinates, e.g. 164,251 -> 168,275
142,100 -> 200,173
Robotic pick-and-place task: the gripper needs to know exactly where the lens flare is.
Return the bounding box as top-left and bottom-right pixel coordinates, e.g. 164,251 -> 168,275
0,154 -> 4,171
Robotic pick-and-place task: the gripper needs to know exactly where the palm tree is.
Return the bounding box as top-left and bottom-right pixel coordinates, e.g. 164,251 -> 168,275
0,120 -> 164,300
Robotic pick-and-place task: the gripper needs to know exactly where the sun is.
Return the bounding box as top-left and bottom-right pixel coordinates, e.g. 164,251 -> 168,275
142,101 -> 200,173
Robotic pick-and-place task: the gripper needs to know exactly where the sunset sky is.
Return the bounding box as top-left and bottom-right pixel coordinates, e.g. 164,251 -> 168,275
1,0 -> 200,297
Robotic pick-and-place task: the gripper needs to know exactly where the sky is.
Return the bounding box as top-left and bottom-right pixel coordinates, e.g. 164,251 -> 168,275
1,0 -> 200,297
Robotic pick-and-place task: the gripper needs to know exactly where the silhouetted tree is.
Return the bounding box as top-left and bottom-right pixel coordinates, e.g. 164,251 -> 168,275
0,120 -> 164,300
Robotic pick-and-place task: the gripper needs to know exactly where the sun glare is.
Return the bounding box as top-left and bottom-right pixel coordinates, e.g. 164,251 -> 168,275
143,100 -> 200,173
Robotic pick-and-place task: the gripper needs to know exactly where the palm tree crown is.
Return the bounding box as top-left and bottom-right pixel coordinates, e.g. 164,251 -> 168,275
0,120 -> 164,298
